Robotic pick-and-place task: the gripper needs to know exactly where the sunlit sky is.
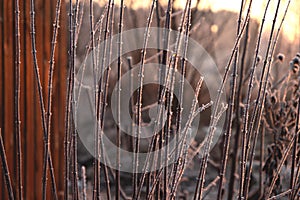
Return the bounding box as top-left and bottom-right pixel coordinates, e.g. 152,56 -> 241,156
93,0 -> 299,43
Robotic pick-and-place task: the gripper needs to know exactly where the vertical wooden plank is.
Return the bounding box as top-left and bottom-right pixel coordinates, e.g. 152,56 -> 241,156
0,0 -> 68,198
3,1 -> 16,199
17,0 -> 27,199
23,0 -> 36,198
0,0 -> 5,197
34,0 -> 45,198
50,0 -> 60,197
53,0 -> 67,196
43,0 -> 52,197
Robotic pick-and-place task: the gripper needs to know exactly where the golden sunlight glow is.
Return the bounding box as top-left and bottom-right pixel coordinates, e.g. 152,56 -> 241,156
93,0 -> 299,43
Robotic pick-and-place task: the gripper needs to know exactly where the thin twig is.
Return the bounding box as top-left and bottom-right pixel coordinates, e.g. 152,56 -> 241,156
217,0 -> 245,198
30,0 -> 57,198
0,129 -> 15,200
116,1 -> 124,200
14,0 -> 23,198
132,1 -> 156,199
43,0 -> 62,199
238,1 -> 271,198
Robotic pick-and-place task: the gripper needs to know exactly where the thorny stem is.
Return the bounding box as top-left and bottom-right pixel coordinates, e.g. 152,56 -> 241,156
156,0 -> 173,198
90,0 -> 99,199
14,0 -> 23,199
42,0 -> 62,199
74,0 -> 84,45
132,1 -> 156,199
97,1 -> 115,199
217,0 -> 245,198
238,1 -> 271,198
194,1 -> 253,199
64,0 -> 76,199
169,0 -> 192,198
116,1 -> 124,200
136,1 -> 192,198
170,77 -> 204,199
71,0 -> 81,199
30,0 -> 57,199
243,1 -> 288,198
228,19 -> 250,200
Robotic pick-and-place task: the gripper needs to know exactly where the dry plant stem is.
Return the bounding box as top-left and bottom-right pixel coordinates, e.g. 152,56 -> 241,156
81,166 -> 87,200
75,0 -> 84,44
238,1 -> 271,198
42,0 -> 62,199
228,20 -> 250,200
204,176 -> 220,193
203,176 -> 221,199
96,2 -> 115,199
259,121 -> 265,199
94,3 -> 113,198
127,56 -> 136,191
132,1 -> 156,199
155,0 -> 161,63
266,132 -> 298,198
104,161 -> 130,199
163,1 -> 191,198
157,0 -> 173,197
169,0 -> 192,196
71,1 -> 80,199
89,0 -> 99,198
154,7 -> 162,190
268,189 -> 292,200
14,0 -> 23,199
193,1 -> 253,199
194,104 -> 228,200
217,0 -> 245,198
116,1 -> 124,200
244,1 -> 289,198
147,168 -> 164,200
244,0 -> 282,166
291,90 -> 300,197
170,77 -> 205,199
76,11 -> 106,107
136,2 -> 190,197
154,7 -> 161,193
64,0 -> 76,199
30,0 -> 57,199
0,129 -> 15,200
168,102 -> 213,172
243,119 -> 262,199
292,153 -> 300,199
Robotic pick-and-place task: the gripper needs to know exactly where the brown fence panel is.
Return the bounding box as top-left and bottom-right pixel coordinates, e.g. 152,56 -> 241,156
0,0 -> 68,199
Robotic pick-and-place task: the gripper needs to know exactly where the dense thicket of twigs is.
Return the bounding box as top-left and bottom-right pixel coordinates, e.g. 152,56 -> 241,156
0,0 -> 300,199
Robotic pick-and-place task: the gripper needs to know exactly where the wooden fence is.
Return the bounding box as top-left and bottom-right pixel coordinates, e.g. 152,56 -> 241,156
0,0 -> 68,199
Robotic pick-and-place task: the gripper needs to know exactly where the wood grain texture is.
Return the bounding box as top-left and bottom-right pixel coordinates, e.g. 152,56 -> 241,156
0,0 -> 67,198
